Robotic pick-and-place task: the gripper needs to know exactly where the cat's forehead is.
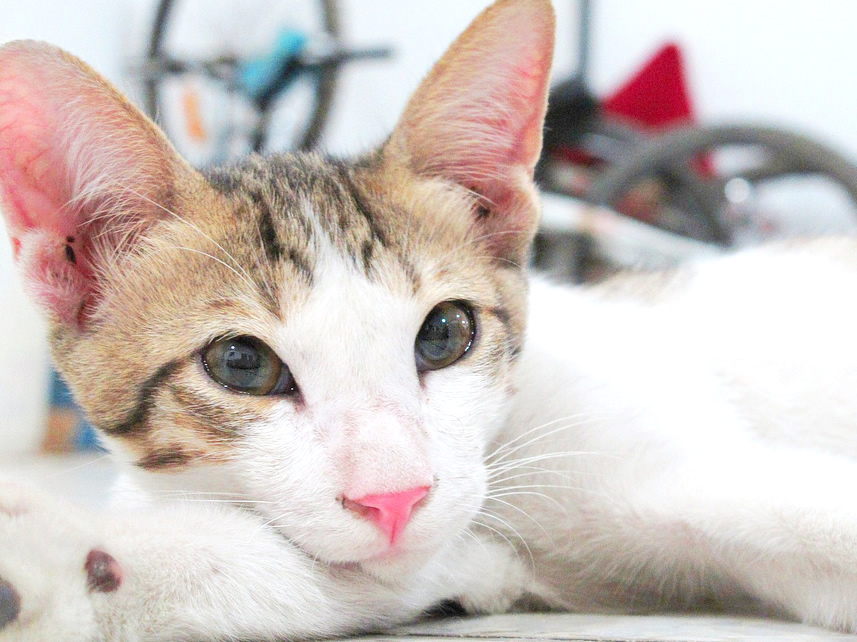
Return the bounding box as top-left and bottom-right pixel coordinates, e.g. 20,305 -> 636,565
204,153 -> 399,276
196,152 -> 479,302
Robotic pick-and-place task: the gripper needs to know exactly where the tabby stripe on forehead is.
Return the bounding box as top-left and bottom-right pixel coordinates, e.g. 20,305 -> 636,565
251,189 -> 285,262
399,254 -> 422,294
102,360 -> 181,437
361,240 -> 374,273
249,187 -> 315,285
335,165 -> 389,249
288,247 -> 315,285
203,167 -> 242,195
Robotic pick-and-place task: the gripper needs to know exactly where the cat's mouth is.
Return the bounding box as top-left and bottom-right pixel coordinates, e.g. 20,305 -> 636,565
259,509 -> 424,568
262,506 -> 453,576
249,472 -> 484,570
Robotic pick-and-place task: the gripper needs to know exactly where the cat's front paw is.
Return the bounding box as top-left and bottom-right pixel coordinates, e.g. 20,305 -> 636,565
452,537 -> 529,615
0,477 -> 121,641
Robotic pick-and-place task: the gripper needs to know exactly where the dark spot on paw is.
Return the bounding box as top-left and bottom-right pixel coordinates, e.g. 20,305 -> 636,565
85,549 -> 122,593
0,578 -> 20,630
65,244 -> 77,264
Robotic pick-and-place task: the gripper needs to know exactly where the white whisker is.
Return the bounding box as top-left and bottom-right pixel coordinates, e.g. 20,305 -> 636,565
44,453 -> 113,481
474,510 -> 535,571
482,494 -> 552,540
487,415 -> 612,466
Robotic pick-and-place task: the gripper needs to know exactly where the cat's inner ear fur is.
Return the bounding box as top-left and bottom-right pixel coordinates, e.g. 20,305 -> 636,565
384,0 -> 555,265
0,40 -> 193,329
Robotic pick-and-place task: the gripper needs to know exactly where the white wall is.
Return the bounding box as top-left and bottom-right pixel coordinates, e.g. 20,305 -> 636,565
1,0 -> 857,452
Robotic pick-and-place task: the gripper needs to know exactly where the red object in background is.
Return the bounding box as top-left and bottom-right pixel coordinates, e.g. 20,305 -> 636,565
602,42 -> 714,176
603,42 -> 696,131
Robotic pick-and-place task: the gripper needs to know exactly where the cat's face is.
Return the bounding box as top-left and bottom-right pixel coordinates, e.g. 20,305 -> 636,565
0,0 -> 554,573
65,153 -> 529,569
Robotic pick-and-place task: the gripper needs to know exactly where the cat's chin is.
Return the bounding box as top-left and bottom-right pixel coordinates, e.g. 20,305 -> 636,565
353,546 -> 437,581
294,532 -> 445,581
327,541 -> 435,575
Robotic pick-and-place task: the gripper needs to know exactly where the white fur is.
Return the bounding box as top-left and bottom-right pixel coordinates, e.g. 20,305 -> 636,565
479,241 -> 857,628
8,240 -> 857,639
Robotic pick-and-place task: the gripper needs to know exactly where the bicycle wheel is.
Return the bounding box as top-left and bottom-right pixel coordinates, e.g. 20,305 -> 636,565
143,0 -> 340,167
588,125 -> 857,245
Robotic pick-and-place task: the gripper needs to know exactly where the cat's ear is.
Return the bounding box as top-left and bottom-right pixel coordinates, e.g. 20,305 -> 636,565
385,0 -> 554,263
0,40 -> 192,329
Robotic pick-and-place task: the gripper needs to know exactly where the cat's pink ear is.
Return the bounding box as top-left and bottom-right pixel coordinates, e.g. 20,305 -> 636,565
0,40 -> 190,329
386,0 -> 554,262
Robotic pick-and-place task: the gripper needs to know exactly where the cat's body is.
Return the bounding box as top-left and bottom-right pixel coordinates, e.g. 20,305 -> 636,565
2,0 -> 857,639
491,241 -> 857,621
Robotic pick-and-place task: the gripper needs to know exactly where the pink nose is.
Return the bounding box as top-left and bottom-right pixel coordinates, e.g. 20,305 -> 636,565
343,486 -> 430,544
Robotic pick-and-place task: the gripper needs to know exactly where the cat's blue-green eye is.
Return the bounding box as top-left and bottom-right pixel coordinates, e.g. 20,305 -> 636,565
415,301 -> 475,371
202,336 -> 297,396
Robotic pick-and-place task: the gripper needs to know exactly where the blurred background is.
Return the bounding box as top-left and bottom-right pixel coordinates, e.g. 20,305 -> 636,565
3,0 -> 857,456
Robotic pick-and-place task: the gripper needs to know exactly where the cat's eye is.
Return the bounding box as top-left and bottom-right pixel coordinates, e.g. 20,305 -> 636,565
415,301 -> 476,371
201,336 -> 297,396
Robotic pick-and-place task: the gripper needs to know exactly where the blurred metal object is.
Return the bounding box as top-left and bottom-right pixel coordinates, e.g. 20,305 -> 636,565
534,193 -> 721,282
139,0 -> 391,166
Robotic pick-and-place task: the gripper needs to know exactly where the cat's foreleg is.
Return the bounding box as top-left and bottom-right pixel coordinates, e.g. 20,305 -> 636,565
625,445 -> 857,631
0,477 -> 435,641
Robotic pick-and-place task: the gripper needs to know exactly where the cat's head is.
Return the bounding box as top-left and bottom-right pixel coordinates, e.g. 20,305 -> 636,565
0,0 -> 553,574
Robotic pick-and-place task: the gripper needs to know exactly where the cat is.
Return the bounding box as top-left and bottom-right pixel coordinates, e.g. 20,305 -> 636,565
2,0 -> 857,639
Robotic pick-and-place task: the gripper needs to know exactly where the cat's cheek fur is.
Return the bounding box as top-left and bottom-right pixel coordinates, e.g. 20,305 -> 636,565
150,231 -> 518,567
225,370 -> 505,570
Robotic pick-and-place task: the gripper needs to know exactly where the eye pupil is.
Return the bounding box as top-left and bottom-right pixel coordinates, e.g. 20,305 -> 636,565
225,344 -> 260,370
416,301 -> 475,371
202,336 -> 297,396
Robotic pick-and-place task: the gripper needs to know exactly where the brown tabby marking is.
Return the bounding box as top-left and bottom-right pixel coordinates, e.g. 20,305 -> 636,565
136,448 -> 196,471
45,150 -> 529,473
167,383 -> 249,442
101,360 -> 182,437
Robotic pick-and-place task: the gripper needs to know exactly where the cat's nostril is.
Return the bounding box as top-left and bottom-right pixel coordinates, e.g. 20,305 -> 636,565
342,486 -> 431,545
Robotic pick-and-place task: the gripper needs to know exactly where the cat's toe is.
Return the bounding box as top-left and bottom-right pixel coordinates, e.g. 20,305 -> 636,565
0,579 -> 20,630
